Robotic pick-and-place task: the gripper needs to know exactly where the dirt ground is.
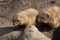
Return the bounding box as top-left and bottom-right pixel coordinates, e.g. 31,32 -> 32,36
0,0 -> 60,40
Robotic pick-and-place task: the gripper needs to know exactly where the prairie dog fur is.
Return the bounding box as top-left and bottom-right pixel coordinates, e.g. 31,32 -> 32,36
13,8 -> 39,27
37,6 -> 60,28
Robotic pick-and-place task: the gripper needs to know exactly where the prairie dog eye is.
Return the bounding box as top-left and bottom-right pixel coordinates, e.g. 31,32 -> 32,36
41,13 -> 49,19
46,14 -> 49,19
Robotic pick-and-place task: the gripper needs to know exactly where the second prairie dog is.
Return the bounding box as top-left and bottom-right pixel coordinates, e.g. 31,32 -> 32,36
13,8 -> 39,27
37,6 -> 60,28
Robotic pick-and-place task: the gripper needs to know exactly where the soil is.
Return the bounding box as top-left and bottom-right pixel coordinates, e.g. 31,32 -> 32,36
0,0 -> 60,40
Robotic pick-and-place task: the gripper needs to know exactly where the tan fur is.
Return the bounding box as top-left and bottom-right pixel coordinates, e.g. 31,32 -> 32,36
38,6 -> 60,28
13,8 -> 39,27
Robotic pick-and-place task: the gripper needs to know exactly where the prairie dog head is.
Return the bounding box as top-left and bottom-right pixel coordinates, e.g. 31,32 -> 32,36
38,6 -> 60,28
13,8 -> 39,27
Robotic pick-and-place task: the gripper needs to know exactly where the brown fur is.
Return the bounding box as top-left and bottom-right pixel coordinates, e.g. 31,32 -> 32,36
37,6 -> 60,28
13,8 -> 39,27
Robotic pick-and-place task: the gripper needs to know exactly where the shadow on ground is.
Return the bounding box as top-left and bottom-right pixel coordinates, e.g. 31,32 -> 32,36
53,26 -> 60,40
0,25 -> 25,36
0,23 -> 60,40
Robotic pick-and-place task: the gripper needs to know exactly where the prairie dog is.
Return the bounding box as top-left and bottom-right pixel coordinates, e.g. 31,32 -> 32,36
37,6 -> 60,28
13,8 -> 39,27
